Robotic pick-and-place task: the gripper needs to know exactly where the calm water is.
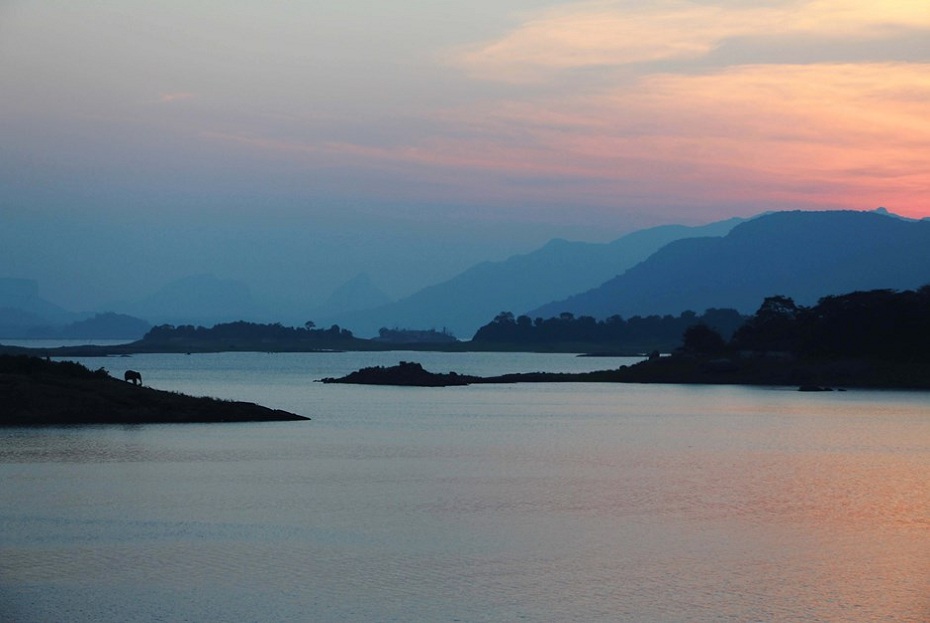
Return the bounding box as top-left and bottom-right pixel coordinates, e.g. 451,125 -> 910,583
1,351 -> 928,622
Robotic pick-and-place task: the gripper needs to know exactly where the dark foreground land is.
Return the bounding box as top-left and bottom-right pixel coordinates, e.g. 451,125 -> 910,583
322,356 -> 930,390
0,355 -> 308,426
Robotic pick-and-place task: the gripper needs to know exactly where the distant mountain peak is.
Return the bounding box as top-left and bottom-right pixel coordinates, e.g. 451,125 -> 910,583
871,206 -> 918,221
315,273 -> 392,319
0,277 -> 75,326
541,237 -> 574,248
126,273 -> 256,325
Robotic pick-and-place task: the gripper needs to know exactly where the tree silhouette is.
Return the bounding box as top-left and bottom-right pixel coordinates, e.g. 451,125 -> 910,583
731,295 -> 803,353
682,324 -> 727,354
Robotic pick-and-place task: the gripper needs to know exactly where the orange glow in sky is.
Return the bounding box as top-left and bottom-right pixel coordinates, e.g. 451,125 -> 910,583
2,0 -> 928,224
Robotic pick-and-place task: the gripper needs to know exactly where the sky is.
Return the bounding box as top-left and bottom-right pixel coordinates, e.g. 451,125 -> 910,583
1,0 -> 928,314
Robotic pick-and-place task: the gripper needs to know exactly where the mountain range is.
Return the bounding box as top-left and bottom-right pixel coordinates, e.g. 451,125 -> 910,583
310,273 -> 393,321
531,209 -> 930,321
3,208 -> 928,341
117,274 -> 261,326
321,217 -> 744,337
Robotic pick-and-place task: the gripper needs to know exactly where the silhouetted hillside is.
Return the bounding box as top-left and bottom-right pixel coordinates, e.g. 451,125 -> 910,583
0,355 -> 307,425
531,210 -> 930,319
327,217 -> 743,337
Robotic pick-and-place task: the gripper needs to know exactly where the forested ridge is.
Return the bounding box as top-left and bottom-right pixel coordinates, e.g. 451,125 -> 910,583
141,320 -> 358,349
471,308 -> 746,351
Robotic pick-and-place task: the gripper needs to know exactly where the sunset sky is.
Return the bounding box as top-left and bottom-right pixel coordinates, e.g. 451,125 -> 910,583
1,1 -> 928,311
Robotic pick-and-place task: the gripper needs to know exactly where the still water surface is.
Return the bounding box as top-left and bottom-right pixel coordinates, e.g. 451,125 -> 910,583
1,351 -> 928,621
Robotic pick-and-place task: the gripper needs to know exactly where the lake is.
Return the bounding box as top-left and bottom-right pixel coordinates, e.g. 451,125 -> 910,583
1,350 -> 928,622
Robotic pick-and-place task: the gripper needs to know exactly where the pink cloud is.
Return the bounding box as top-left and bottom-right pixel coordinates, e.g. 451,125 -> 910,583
201,58 -> 930,219
451,1 -> 930,83
401,62 -> 930,214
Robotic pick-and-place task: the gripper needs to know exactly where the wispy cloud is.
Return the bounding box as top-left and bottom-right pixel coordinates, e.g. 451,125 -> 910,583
184,2 -> 930,218
452,0 -> 930,82
242,61 -> 924,214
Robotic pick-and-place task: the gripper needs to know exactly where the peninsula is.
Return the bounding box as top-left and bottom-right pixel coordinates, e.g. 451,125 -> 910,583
321,356 -> 930,390
0,355 -> 308,426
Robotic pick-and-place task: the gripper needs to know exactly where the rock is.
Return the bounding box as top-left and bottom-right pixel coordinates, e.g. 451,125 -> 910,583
798,385 -> 834,392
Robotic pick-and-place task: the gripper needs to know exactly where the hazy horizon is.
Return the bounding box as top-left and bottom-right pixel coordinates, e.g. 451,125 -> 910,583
2,1 -> 928,313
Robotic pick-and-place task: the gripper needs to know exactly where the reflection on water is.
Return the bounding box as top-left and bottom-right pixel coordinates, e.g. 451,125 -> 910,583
1,352 -> 929,622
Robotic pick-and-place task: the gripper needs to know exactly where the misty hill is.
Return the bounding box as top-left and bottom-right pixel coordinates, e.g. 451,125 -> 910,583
0,278 -> 72,319
26,312 -> 152,340
311,273 -> 392,319
0,279 -> 150,340
530,210 -> 930,320
0,307 -> 49,338
323,217 -> 743,337
119,274 -> 258,326
0,278 -> 77,336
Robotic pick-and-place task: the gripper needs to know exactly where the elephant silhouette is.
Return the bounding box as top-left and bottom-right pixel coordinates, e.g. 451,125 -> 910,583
124,370 -> 142,385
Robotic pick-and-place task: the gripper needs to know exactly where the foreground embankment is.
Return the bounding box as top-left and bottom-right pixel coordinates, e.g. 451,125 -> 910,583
0,355 -> 308,426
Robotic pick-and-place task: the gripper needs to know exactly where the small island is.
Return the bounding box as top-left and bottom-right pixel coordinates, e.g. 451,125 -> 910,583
0,355 -> 308,426
320,360 -> 613,386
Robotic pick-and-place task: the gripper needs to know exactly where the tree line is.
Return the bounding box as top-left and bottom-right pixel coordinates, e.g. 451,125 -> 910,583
684,286 -> 930,361
471,308 -> 746,351
136,285 -> 930,360
142,320 -> 355,344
